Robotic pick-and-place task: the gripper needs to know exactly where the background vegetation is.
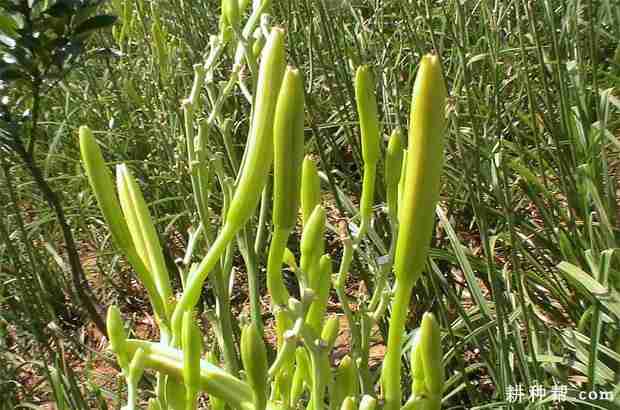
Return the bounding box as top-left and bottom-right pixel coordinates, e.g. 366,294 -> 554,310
1,0 -> 619,408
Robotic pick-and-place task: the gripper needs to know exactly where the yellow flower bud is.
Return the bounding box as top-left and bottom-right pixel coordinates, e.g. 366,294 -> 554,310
273,67 -> 305,231
301,156 -> 321,225
394,54 -> 447,283
226,27 -> 286,230
241,322 -> 269,410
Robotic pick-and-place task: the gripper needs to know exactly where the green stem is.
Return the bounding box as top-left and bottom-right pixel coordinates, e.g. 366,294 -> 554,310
238,227 -> 264,335
268,332 -> 297,378
221,119 -> 240,173
207,70 -> 239,126
212,265 -> 240,375
383,279 -> 414,410
359,311 -> 372,394
357,164 -> 377,241
267,227 -> 295,369
185,392 -> 198,410
191,178 -> 239,375
241,1 -> 270,39
335,239 -> 361,358
172,223 -> 237,342
126,384 -> 138,410
254,183 -> 271,256
126,339 -> 253,407
156,373 -> 167,409
309,349 -> 327,410
126,248 -> 169,324
193,121 -> 211,227
231,25 -> 258,80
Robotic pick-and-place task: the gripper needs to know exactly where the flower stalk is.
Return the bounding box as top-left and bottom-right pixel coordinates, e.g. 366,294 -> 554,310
382,54 -> 447,410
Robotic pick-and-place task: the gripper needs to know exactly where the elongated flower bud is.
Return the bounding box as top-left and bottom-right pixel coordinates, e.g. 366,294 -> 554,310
398,151 -> 407,208
301,156 -> 321,225
385,129 -> 403,222
333,356 -> 359,410
238,0 -> 251,14
355,66 -> 381,237
252,30 -> 266,58
128,347 -> 147,385
273,67 -> 305,231
222,0 -> 240,29
219,13 -> 233,45
107,305 -> 129,370
241,322 -> 269,410
290,347 -> 311,404
126,347 -> 148,410
340,397 -> 357,410
182,311 -> 202,404
300,205 -> 326,280
355,66 -> 381,166
409,332 -> 426,398
117,164 -> 173,313
226,27 -> 286,231
300,205 -> 325,259
283,247 -> 298,271
383,55 -> 447,410
171,49 -> 293,331
79,127 -> 132,253
268,331 -> 296,378
124,339 -> 253,409
306,254 -> 332,333
394,54 -> 447,283
359,395 -> 377,410
268,74 -> 306,306
321,315 -> 340,349
419,313 -> 443,397
80,127 -> 166,321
